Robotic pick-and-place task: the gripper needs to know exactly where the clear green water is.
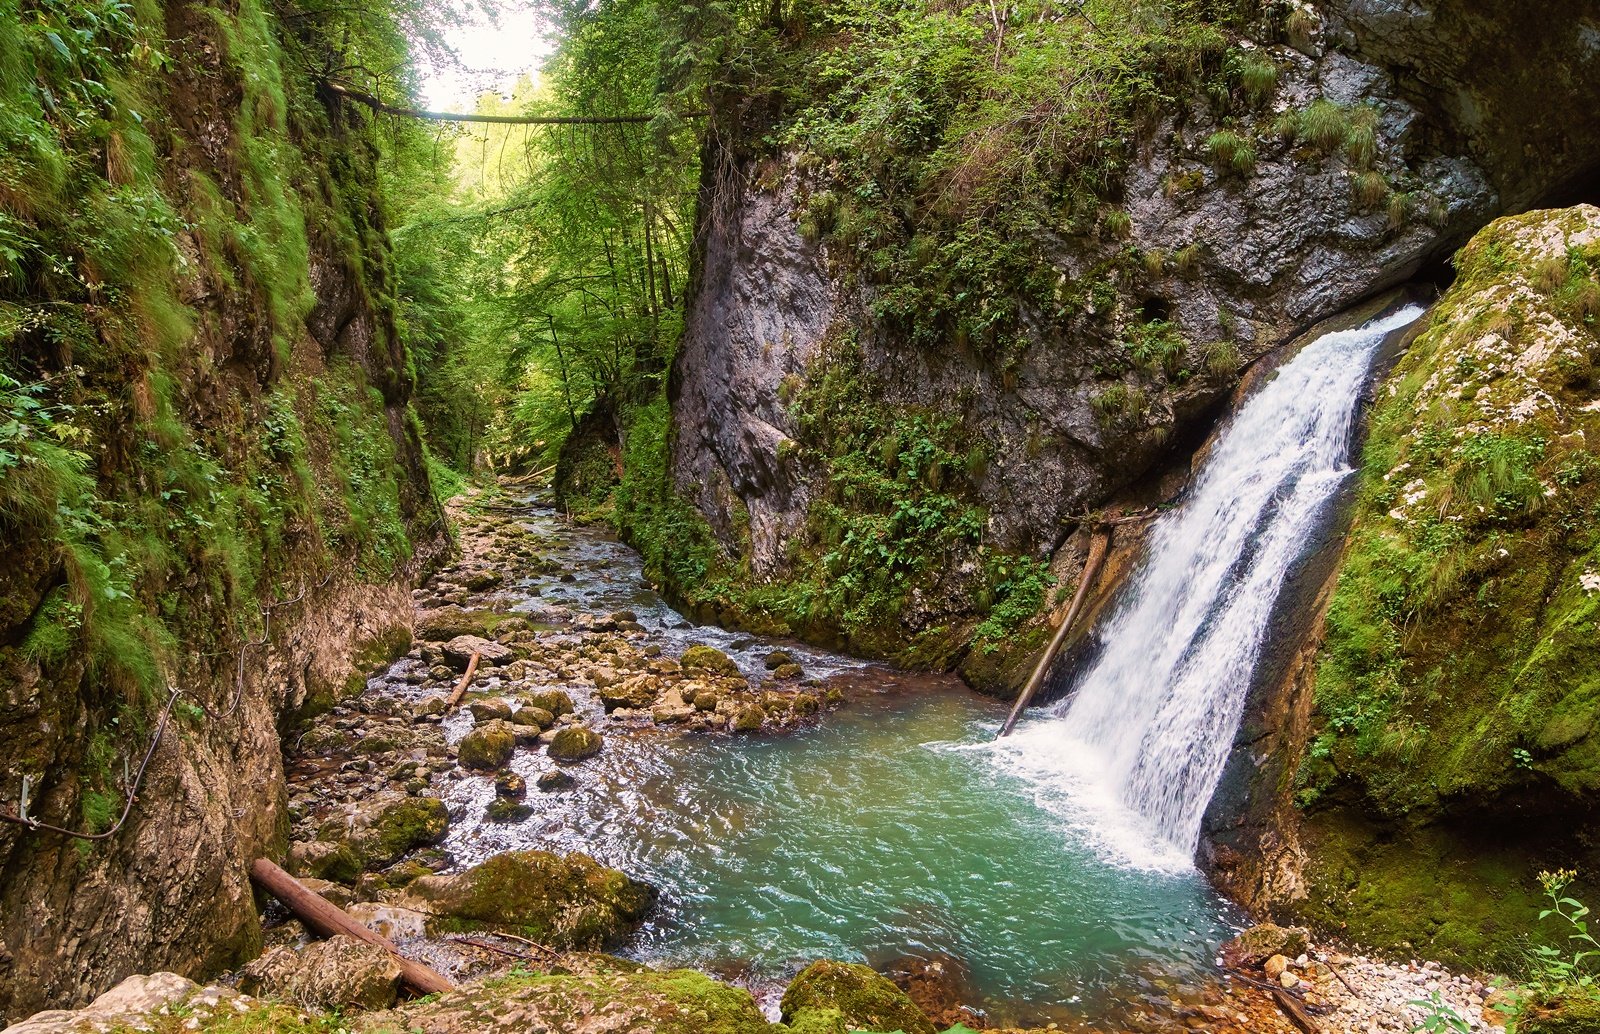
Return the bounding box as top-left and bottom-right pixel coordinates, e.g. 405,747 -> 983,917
444,674 -> 1240,1025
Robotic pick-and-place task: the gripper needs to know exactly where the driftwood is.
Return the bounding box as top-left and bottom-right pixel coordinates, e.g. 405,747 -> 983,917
445,652 -> 481,710
248,858 -> 454,995
1271,987 -> 1320,1034
997,523 -> 1114,738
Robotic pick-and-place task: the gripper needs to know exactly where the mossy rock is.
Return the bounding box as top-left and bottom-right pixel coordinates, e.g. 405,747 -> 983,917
1520,996 -> 1600,1034
779,960 -> 936,1034
408,850 -> 653,949
511,705 -> 555,729
459,720 -> 517,770
363,796 -> 449,868
376,966 -> 771,1034
291,840 -> 362,885
732,704 -> 766,732
523,689 -> 575,717
772,663 -> 804,681
414,606 -> 492,642
680,644 -> 740,677
549,725 -> 603,762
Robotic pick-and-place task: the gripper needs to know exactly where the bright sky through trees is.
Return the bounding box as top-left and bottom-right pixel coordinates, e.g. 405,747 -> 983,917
422,0 -> 551,108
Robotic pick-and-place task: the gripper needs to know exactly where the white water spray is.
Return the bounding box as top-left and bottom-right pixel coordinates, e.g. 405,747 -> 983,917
996,305 -> 1424,866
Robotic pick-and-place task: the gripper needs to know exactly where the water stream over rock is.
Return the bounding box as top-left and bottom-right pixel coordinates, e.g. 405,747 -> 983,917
992,305 -> 1426,864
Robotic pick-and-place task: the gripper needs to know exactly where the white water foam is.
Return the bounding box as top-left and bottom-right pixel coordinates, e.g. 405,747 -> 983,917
986,305 -> 1425,869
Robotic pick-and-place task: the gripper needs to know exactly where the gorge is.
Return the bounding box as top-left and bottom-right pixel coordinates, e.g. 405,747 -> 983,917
3,0 -> 1600,1032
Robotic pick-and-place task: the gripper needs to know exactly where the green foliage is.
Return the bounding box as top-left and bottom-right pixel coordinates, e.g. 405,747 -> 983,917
1124,318 -> 1188,375
971,555 -> 1055,648
1206,129 -> 1257,176
1410,991 -> 1472,1034
1526,870 -> 1600,1003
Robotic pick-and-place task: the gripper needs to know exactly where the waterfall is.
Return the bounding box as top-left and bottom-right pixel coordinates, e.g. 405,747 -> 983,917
996,305 -> 1424,865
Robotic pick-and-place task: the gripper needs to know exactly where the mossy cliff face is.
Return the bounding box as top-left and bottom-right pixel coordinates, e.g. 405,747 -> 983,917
1217,206 -> 1600,964
656,0 -> 1600,679
0,0 -> 438,1017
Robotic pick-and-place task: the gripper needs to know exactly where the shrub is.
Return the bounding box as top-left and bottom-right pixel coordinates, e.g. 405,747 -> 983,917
1298,99 -> 1350,152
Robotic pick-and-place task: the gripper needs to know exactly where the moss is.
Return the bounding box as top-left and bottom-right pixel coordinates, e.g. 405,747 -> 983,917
547,725 -> 603,762
458,721 -> 516,770
779,961 -> 935,1034
522,688 -> 575,717
1520,997 -> 1600,1034
680,644 -> 739,676
1295,206 -> 1600,962
365,796 -> 448,867
410,850 -> 652,949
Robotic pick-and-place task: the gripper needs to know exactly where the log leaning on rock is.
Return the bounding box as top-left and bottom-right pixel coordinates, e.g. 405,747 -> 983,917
248,858 -> 454,996
445,651 -> 482,711
997,523 -> 1114,738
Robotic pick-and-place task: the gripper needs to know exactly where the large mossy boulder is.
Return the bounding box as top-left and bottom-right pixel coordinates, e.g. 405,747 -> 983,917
522,688 -> 575,717
458,720 -> 517,770
368,964 -> 771,1034
779,960 -> 936,1034
407,850 -> 652,948
315,791 -> 449,873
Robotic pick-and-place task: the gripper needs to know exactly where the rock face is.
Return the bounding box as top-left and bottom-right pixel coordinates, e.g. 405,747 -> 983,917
238,936 -> 403,1010
407,851 -> 653,949
0,0 -> 440,1018
1212,206 -> 1600,961
665,0 -> 1600,666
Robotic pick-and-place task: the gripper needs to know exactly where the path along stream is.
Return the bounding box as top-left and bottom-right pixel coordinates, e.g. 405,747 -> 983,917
334,497 -> 1240,1029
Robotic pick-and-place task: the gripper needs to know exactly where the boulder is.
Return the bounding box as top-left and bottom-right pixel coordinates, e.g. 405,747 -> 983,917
414,606 -> 490,642
370,966 -> 768,1034
468,697 -> 513,722
732,704 -> 766,733
599,674 -> 660,712
780,960 -> 936,1034
406,850 -> 652,948
486,798 -> 534,823
330,793 -> 449,870
289,840 -> 361,884
680,644 -> 740,677
548,725 -> 603,762
536,770 -> 576,792
4,974 -> 204,1034
763,650 -> 794,670
510,705 -> 555,729
495,771 -> 526,798
238,935 -> 402,1010
458,720 -> 517,770
464,570 -> 504,591
773,663 -> 805,681
444,635 -> 513,669
522,688 -> 575,717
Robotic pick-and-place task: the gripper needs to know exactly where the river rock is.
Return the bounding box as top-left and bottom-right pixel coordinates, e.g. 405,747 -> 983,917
406,850 -> 652,948
415,606 -> 491,642
680,643 -> 740,677
881,954 -> 984,1031
5,973 -> 204,1034
773,662 -> 804,681
599,674 -> 660,711
536,770 -> 576,792
495,771 -> 526,798
780,960 -> 937,1034
238,935 -> 402,1010
468,696 -> 513,722
458,720 -> 517,770
1263,954 -> 1290,979
486,798 -> 534,822
369,964 -> 767,1034
548,725 -> 603,762
288,839 -> 361,884
511,705 -> 555,729
731,703 -> 766,732
1225,923 -> 1311,967
444,635 -> 513,669
464,570 -> 503,591
522,688 -> 574,717
323,792 -> 449,870
763,649 -> 794,669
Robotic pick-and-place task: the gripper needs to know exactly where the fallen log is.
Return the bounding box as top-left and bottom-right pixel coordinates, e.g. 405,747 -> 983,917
248,858 -> 454,996
1271,986 -> 1320,1034
997,522 -> 1114,738
445,652 -> 481,710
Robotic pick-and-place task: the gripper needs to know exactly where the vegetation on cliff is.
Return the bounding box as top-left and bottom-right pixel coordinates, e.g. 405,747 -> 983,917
1295,205 -> 1600,963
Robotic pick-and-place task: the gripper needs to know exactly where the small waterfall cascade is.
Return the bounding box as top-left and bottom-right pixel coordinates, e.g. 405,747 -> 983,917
1003,305 -> 1424,862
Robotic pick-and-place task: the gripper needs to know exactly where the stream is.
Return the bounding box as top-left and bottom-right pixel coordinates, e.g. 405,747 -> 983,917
367,502 -> 1240,1027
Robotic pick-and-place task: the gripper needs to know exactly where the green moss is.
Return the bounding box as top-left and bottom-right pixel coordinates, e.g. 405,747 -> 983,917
365,796 -> 448,867
411,850 -> 652,949
680,644 -> 740,676
1295,207 -> 1600,962
458,722 -> 516,770
779,960 -> 935,1034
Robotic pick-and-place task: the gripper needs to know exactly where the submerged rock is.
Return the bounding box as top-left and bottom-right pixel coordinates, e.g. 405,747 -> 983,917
779,960 -> 936,1034
238,935 -> 402,1010
407,850 -> 652,948
536,770 -> 576,792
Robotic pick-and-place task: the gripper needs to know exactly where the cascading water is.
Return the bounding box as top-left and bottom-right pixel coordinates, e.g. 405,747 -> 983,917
998,304 -> 1424,865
